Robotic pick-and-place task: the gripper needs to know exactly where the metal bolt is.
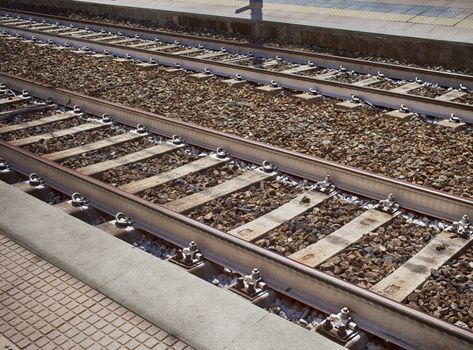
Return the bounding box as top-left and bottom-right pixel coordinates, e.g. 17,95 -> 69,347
73,105 -> 82,115
28,173 -> 42,187
135,124 -> 147,134
71,192 -> 88,207
171,135 -> 183,145
261,160 -> 275,173
101,114 -> 112,123
400,104 -> 410,113
0,158 -> 10,171
215,147 -> 229,159
115,212 -> 134,228
449,113 -> 462,123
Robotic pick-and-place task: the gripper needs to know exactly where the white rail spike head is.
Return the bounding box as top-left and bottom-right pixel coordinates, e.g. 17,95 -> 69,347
451,215 -> 472,238
377,193 -> 399,214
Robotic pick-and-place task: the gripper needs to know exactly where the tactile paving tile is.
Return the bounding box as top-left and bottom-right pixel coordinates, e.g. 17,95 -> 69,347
0,234 -> 193,350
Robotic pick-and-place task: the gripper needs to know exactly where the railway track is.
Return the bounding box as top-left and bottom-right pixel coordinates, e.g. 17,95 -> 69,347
0,8 -> 472,123
0,81 -> 472,350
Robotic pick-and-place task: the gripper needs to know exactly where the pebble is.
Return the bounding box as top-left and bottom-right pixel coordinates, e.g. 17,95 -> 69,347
132,233 -> 176,259
267,297 -> 324,329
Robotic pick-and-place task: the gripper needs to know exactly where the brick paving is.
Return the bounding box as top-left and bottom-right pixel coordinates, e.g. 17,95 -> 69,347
0,233 -> 194,350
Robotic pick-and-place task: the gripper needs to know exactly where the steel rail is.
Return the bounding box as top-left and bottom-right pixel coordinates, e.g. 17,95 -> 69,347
1,72 -> 471,222
2,7 -> 473,88
1,141 -> 472,350
1,24 -> 473,122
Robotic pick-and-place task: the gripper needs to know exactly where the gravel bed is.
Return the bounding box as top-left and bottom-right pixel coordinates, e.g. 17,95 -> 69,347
369,79 -> 401,90
455,93 -> 473,105
254,196 -> 366,256
268,295 -> 326,330
328,73 -> 369,84
132,232 -> 178,259
0,108 -> 60,126
23,125 -> 121,155
0,99 -> 30,112
180,50 -> 208,58
140,161 -> 247,205
261,61 -> 294,72
59,136 -> 161,168
295,67 -> 330,77
319,216 -> 438,288
99,147 -> 202,186
405,246 -> 473,331
407,85 -> 448,98
1,116 -> 83,141
127,43 -> 162,50
207,268 -> 239,288
207,54 -> 236,62
46,190 -> 68,205
187,178 -> 304,232
1,39 -> 472,199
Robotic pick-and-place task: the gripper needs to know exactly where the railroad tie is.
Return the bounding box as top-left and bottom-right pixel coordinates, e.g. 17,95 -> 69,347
289,209 -> 396,268
370,231 -> 473,302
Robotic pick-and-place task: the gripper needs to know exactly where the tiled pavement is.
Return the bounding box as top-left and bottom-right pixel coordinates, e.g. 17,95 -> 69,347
0,233 -> 193,350
80,0 -> 473,42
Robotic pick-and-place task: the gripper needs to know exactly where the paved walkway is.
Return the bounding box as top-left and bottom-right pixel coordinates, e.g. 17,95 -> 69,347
75,0 -> 473,43
0,233 -> 192,350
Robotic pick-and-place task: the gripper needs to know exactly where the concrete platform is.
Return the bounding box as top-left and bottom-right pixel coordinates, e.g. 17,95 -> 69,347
5,0 -> 473,69
0,180 -> 343,350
